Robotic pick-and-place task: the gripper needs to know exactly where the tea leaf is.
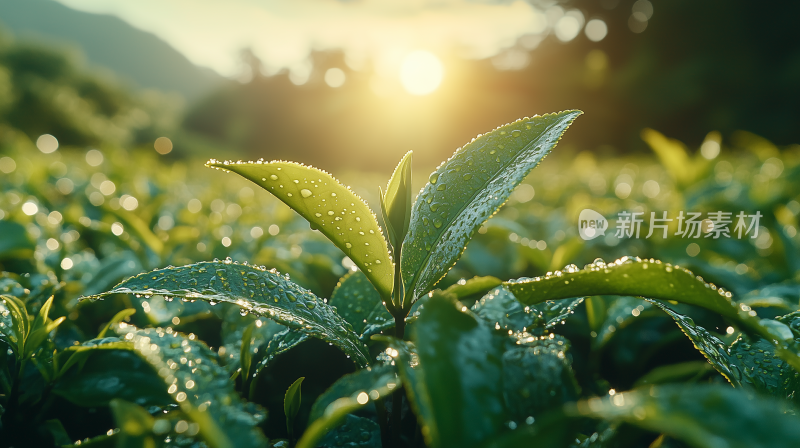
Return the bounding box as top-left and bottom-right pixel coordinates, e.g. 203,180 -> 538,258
404,291 -> 507,448
471,287 -> 583,335
0,294 -> 27,357
284,376 -> 305,439
114,324 -> 268,448
505,257 -> 791,345
567,384 -> 800,448
206,160 -> 394,300
318,414 -> 381,448
308,364 -> 400,422
330,270 -> 392,337
298,366 -> 400,448
248,329 -> 309,398
54,341 -> 172,407
401,110 -> 581,305
502,336 -> 580,422
84,260 -> 370,367
654,301 -> 800,402
381,150 -> 413,250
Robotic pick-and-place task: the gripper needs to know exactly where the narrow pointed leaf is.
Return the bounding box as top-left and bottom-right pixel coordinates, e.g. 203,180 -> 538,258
285,376 -> 305,437
0,294 -> 28,357
567,384 -> 800,448
401,111 -> 582,303
248,329 -> 309,398
115,324 -> 268,448
83,260 -> 369,367
382,150 -> 413,249
206,160 -> 393,299
330,270 -> 392,337
298,366 -> 400,448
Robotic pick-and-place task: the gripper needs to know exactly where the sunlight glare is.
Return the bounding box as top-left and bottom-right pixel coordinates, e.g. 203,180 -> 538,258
399,51 -> 444,96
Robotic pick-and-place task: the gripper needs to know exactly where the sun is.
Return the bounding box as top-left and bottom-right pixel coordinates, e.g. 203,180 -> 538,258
399,50 -> 444,96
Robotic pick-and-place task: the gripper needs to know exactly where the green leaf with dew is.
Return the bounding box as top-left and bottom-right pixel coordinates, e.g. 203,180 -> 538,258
83,259 -> 369,367
566,384 -> 800,448
205,159 -> 394,300
401,110 -> 582,305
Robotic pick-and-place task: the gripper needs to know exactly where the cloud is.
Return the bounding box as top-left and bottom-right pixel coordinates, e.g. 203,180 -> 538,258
56,0 -> 551,78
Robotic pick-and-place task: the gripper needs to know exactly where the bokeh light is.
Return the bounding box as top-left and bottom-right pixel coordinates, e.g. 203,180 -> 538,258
36,134 -> 58,153
154,137 -> 173,154
399,51 -> 444,96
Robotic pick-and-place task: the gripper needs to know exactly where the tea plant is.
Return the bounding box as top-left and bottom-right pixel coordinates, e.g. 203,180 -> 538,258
1,111 -> 800,448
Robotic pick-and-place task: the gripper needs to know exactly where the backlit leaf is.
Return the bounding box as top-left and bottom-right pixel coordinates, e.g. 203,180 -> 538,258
83,260 -> 370,367
206,160 -> 393,300
401,110 -> 582,305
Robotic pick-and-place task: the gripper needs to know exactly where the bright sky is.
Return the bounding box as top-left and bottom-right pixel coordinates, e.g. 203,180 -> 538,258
55,0 -> 583,83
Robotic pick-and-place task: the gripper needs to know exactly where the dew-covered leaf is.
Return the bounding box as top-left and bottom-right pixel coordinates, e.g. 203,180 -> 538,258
654,301 -> 800,402
83,260 -> 369,367
308,364 -> 400,423
297,365 -> 400,448
53,340 -> 172,407
330,270 -> 391,338
220,305 -> 286,374
649,301 -> 743,387
593,297 -> 656,348
248,329 -> 309,398
505,257 -> 794,351
404,291 -> 507,448
318,414 -> 381,448
0,294 -> 28,357
205,160 -> 393,299
401,111 -> 582,304
502,335 -> 580,422
567,384 -> 800,448
471,287 -> 583,335
114,324 -> 268,448
443,276 -> 503,299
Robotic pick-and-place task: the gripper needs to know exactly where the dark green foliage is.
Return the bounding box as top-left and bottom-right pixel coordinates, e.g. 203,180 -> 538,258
1,111 -> 800,448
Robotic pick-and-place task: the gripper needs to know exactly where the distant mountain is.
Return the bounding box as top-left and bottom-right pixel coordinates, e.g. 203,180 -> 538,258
0,0 -> 224,99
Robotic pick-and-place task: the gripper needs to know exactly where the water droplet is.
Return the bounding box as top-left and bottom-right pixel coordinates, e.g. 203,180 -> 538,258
512,130 -> 521,137
430,203 -> 439,212
300,189 -> 312,198
355,217 -> 361,222
463,173 -> 473,180
270,175 -> 278,180
346,243 -> 352,248
433,219 -> 442,228
315,213 -> 322,217
328,211 -> 335,216
287,193 -> 293,197
331,193 -> 337,197
437,184 -> 446,191
429,173 -> 439,184
489,149 -> 496,155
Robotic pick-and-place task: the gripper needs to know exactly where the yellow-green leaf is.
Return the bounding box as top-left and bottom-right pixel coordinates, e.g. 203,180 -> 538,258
206,160 -> 393,300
